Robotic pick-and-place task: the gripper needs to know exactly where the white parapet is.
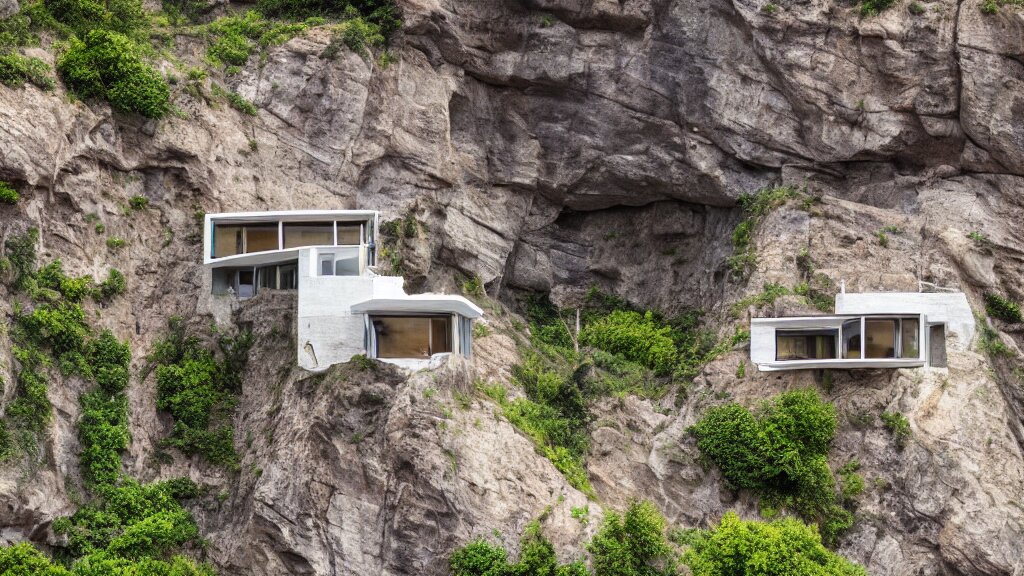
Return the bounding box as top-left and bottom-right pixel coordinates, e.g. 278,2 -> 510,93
835,292 -> 975,350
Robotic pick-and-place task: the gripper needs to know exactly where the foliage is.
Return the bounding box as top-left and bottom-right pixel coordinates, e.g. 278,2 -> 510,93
730,282 -> 790,316
838,461 -> 864,505
967,230 -> 989,247
984,292 -> 1023,323
98,269 -> 127,300
128,195 -> 148,210
979,0 -> 1022,12
908,1 -> 926,14
859,0 -> 896,16
581,311 -> 678,375
0,51 -> 55,90
689,390 -> 853,543
5,227 -> 39,290
0,180 -> 20,203
451,520 -> 588,576
683,512 -> 867,576
728,186 -> 798,278
589,500 -> 677,576
880,411 -> 911,450
255,0 -> 402,38
150,317 -> 253,468
978,321 -> 1013,357
58,30 -> 170,119
210,83 -> 259,115
205,11 -> 309,68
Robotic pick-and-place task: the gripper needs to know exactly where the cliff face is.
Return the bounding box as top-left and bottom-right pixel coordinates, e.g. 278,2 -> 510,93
1,0 -> 1024,574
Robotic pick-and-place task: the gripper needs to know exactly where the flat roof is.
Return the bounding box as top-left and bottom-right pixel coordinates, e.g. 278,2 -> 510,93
351,295 -> 484,319
207,210 -> 377,224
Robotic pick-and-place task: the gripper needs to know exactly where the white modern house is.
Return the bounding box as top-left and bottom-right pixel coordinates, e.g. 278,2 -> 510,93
750,291 -> 974,372
203,210 -> 483,371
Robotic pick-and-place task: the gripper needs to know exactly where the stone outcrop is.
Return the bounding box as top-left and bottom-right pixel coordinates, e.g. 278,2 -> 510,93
2,0 -> 1024,574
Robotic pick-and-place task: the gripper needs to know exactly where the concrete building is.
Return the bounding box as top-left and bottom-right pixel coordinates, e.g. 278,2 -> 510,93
204,210 -> 483,371
750,291 -> 974,372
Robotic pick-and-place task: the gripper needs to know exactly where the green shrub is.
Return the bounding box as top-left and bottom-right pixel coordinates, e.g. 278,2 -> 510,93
908,1 -> 926,13
589,500 -> 676,575
581,310 -> 677,374
839,461 -> 865,505
128,195 -> 148,210
97,268 -> 127,300
690,390 -> 852,543
58,30 -> 170,119
0,51 -> 55,90
451,521 -> 587,576
205,11 -> 310,68
684,512 -> 866,576
0,181 -> 19,204
859,0 -> 896,15
5,227 -> 39,289
106,237 -> 126,249
984,292 -> 1023,323
150,317 -> 252,467
78,390 -> 129,485
256,0 -> 402,37
880,411 -> 911,449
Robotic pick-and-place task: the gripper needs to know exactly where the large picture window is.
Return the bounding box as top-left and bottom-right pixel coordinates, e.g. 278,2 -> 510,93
900,318 -> 920,359
373,316 -> 452,359
775,330 -> 837,361
283,222 -> 333,249
842,319 -> 861,359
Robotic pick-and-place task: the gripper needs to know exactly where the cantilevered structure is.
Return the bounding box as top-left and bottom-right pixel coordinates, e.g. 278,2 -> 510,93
750,292 -> 973,372
203,210 -> 483,371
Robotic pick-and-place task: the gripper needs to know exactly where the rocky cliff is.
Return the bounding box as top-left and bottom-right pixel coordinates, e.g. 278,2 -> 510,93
1,0 -> 1024,574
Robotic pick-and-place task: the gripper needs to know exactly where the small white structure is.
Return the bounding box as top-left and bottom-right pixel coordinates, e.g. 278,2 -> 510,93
203,210 -> 483,371
750,292 -> 973,372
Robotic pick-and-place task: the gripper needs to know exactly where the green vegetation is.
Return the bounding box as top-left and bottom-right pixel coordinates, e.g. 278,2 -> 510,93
684,512 -> 867,576
452,500 -> 866,576
728,185 -> 798,278
128,195 -> 148,209
149,316 -> 253,468
451,520 -> 588,576
0,51 -> 55,90
967,230 -> 990,247
762,2 -> 778,13
58,30 -> 170,119
211,83 -> 259,115
978,320 -> 1013,357
488,289 -> 746,496
984,292 -> 1023,323
859,0 -> 897,16
689,390 -> 854,543
981,0 -> 1023,13
255,0 -> 402,38
106,237 -> 126,249
880,411 -> 911,450
0,181 -> 20,204
205,11 -> 311,68
908,1 -> 926,14
838,461 -> 865,505
580,311 -> 677,375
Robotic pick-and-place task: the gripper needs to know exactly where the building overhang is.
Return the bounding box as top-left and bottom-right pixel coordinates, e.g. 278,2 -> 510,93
351,295 -> 484,319
207,210 -> 378,224
755,358 -> 926,372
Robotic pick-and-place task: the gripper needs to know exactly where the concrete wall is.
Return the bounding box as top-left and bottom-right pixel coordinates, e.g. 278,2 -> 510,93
296,248 -> 406,370
835,292 -> 975,350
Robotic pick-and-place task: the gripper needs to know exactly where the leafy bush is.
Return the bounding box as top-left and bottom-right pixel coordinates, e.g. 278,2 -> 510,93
212,84 -> 259,115
0,51 -> 55,90
5,226 -> 39,289
589,500 -> 676,575
689,390 -> 853,542
256,0 -> 402,37
150,317 -> 253,468
581,310 -> 678,375
683,512 -> 867,576
128,195 -> 148,210
97,268 -> 127,300
451,521 -> 587,576
205,11 -> 310,68
78,390 -> 130,485
984,292 -> 1023,323
58,30 -> 170,119
859,0 -> 896,15
880,411 -> 911,449
106,237 -> 126,249
0,180 -> 20,204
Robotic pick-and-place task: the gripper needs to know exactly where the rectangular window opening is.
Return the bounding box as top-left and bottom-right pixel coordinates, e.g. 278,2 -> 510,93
775,329 -> 838,361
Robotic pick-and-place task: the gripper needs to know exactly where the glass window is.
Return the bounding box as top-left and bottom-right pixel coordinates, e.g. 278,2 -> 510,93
257,266 -> 277,289
842,319 -> 861,359
320,254 -> 334,276
334,247 -> 360,276
900,318 -> 920,359
373,316 -> 452,358
237,270 -> 254,299
279,265 -> 297,289
283,222 -> 333,248
213,225 -> 242,258
245,225 -> 279,253
337,224 -> 361,245
776,330 -> 837,361
865,319 -> 897,359
431,317 -> 452,354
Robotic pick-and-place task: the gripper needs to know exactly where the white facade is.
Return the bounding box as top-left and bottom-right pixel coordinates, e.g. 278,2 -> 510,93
203,210 -> 483,371
750,292 -> 973,372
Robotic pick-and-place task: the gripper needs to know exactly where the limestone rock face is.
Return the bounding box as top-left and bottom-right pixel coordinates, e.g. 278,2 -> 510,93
2,0 -> 1024,574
